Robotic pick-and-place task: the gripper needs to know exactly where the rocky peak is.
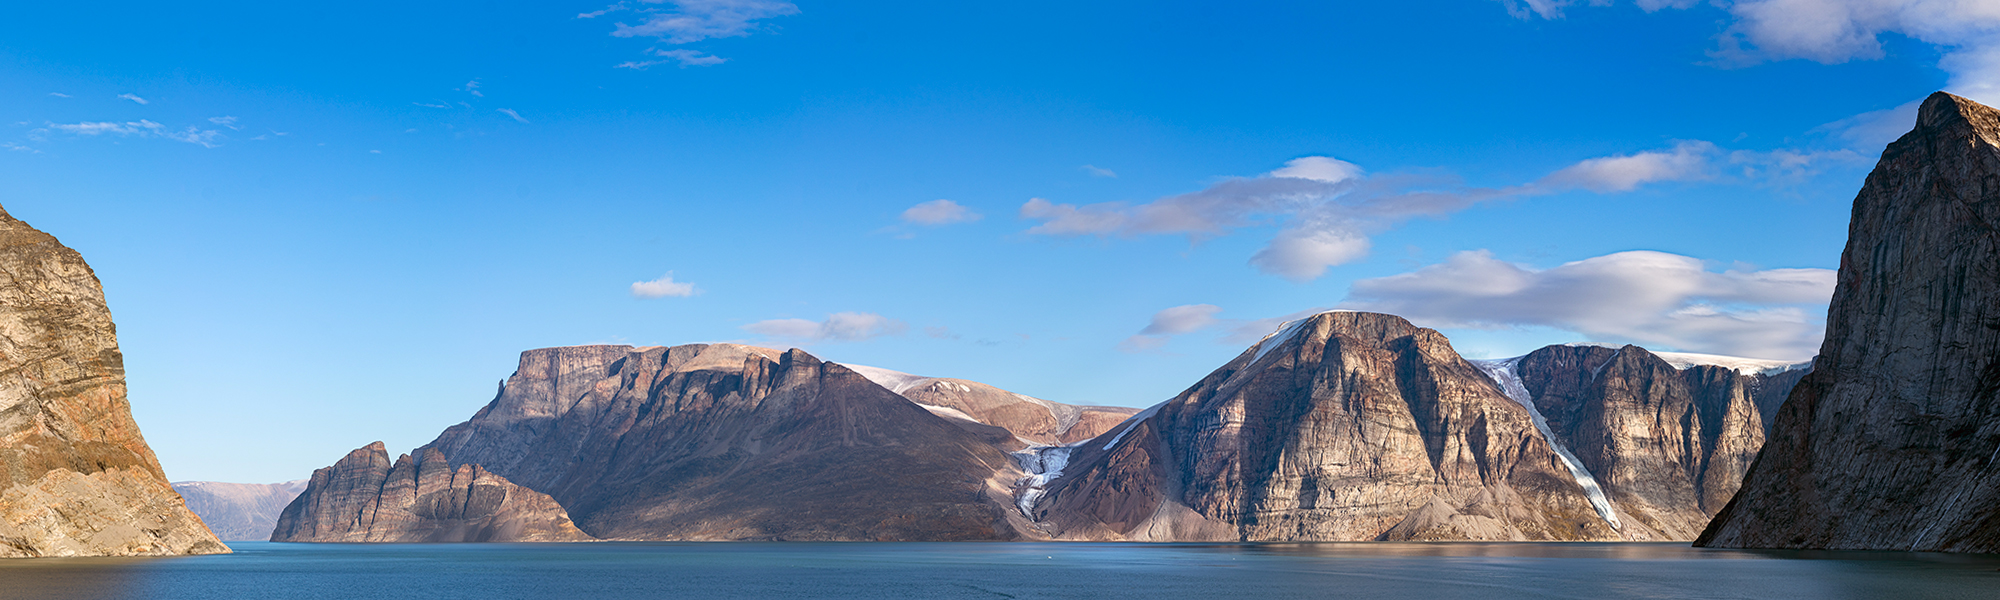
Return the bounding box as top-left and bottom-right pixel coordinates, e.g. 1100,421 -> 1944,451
270,441 -> 592,542
1699,92 -> 2000,552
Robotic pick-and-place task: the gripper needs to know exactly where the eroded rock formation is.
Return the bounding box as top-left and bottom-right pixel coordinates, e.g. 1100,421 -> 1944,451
1699,92 -> 2000,552
0,206 -> 228,558
270,443 -> 591,542
173,480 -> 308,541
422,344 -> 1025,541
841,364 -> 1140,446
1035,312 -> 1619,541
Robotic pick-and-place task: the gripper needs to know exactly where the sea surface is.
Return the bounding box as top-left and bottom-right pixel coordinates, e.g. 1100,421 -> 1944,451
2,541 -> 1996,599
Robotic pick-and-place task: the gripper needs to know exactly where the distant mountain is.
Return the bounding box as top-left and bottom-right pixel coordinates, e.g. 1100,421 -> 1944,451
1700,92 -> 2000,553
1026,312 -> 1807,541
0,206 -> 227,558
839,364 -> 1141,446
172,480 -> 308,541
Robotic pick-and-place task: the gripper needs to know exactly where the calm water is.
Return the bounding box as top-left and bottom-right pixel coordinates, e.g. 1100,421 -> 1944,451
1,542 -> 1996,599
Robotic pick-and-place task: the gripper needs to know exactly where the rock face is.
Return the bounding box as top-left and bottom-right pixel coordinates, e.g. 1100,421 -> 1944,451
422,344 -> 1025,541
1699,92 -> 2000,552
1027,313 -> 1810,542
1034,312 -> 1619,541
840,364 -> 1141,446
172,480 -> 308,541
0,206 -> 228,558
1512,344 -> 1804,540
270,442 -> 592,542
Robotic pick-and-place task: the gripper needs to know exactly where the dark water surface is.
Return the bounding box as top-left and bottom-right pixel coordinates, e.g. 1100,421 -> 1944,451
2,541 -> 1996,599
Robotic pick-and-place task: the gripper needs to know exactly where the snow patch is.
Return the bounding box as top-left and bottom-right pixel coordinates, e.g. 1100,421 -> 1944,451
1010,444 -> 1078,516
1650,351 -> 1811,376
1102,401 -> 1166,450
1471,357 -> 1624,531
916,403 -> 981,423
838,363 -> 932,394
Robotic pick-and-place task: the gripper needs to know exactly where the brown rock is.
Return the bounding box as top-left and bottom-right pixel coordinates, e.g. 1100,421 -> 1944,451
0,206 -> 228,558
1699,92 -> 2000,552
841,364 -> 1141,446
424,344 -> 1024,541
270,442 -> 592,542
1036,312 -> 1616,541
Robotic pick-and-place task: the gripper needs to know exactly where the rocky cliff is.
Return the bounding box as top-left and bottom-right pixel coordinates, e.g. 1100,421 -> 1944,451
1033,312 -> 1620,541
840,364 -> 1140,446
270,442 -> 592,542
1699,92 -> 2000,552
172,480 -> 308,541
421,344 -> 1026,541
1512,344 -> 1800,540
0,206 -> 228,558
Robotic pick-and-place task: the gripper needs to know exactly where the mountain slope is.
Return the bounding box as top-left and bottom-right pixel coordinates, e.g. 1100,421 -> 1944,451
840,364 -> 1140,446
271,443 -> 591,542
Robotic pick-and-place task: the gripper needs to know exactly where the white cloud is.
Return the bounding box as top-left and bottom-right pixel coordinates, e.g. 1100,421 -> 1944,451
1814,99 -> 1923,149
37,119 -> 222,147
743,312 -> 907,342
497,108 -> 530,123
1339,249 -> 1836,359
117,93 -> 148,105
47,92 -> 70,98
1535,140 -> 1717,192
1500,0 -> 2000,104
630,273 -> 699,298
463,80 -> 484,97
1121,304 -> 1222,352
1082,164 -> 1118,178
208,116 -> 241,130
1,142 -> 37,153
1268,155 -> 1367,183
414,102 -> 451,109
617,49 -> 728,69
900,199 -> 982,226
610,0 -> 799,43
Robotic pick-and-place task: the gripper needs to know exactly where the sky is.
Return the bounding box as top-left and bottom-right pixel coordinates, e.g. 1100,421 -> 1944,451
2,0 -> 1992,483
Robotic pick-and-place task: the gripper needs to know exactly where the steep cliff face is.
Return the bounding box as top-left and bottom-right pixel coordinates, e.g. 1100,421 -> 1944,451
1035,312 -> 1618,542
270,443 -> 591,542
1700,92 -> 2000,552
0,206 -> 228,558
1512,344 -> 1794,539
840,364 -> 1141,446
172,480 -> 308,541
423,344 -> 1025,541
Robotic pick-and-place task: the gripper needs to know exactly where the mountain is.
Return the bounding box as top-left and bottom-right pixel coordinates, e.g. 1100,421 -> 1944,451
1509,344 -> 1806,539
1699,92 -> 2000,553
270,442 -> 591,542
0,206 -> 228,558
172,480 -> 308,541
415,344 -> 1029,541
1025,312 -> 1807,542
839,364 -> 1141,446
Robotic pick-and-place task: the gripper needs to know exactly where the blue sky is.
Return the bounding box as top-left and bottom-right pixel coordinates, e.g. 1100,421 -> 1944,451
3,0 -> 1991,483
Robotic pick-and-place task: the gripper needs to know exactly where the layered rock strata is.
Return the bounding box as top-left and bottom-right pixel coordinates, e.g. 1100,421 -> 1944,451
270,443 -> 591,542
1034,312 -> 1620,541
172,480 -> 308,541
422,344 -> 1025,541
1699,92 -> 2000,552
0,206 -> 228,558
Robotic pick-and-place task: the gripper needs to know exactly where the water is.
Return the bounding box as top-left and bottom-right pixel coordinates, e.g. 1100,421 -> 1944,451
2,542 -> 1997,599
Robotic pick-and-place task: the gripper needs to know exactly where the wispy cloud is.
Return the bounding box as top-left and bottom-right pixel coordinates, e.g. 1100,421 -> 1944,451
117,93 -> 149,105
1499,0 -> 2000,104
900,199 -> 982,226
414,101 -> 451,109
631,273 -> 700,298
1,142 -> 38,154
1119,304 -> 1223,352
461,80 -> 483,97
592,0 -> 800,68
37,119 -> 225,148
743,312 -> 908,343
208,116 -> 241,130
497,108 -> 530,124
47,92 -> 70,98
1081,164 -> 1118,178
1339,249 -> 1835,359
616,48 -> 727,69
